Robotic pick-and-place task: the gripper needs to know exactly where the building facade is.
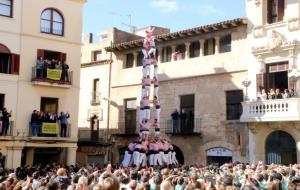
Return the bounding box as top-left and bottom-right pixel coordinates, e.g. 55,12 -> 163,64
241,0 -> 300,164
0,0 -> 85,169
105,18 -> 249,165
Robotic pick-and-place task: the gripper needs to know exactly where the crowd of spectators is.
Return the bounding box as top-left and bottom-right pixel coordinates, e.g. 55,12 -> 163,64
36,57 -> 70,81
0,162 -> 300,190
257,89 -> 295,101
30,111 -> 70,137
0,108 -> 12,136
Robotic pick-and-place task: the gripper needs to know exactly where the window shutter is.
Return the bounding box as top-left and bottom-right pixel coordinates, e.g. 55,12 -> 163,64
278,0 -> 285,22
11,54 -> 20,75
37,49 -> 44,59
256,73 -> 267,92
267,0 -> 272,24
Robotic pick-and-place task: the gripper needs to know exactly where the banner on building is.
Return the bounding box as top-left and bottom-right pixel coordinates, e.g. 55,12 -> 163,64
42,122 -> 59,134
47,69 -> 62,80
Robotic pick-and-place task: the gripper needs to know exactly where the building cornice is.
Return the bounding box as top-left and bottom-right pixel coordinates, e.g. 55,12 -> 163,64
106,17 -> 247,52
81,59 -> 112,68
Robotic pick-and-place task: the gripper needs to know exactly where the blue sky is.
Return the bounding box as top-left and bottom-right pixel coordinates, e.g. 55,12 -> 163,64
83,0 -> 245,35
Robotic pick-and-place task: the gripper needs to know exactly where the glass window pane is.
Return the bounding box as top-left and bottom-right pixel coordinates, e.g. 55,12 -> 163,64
41,10 -> 51,19
53,22 -> 63,35
53,11 -> 62,22
0,4 -> 10,16
0,0 -> 11,6
41,20 -> 51,33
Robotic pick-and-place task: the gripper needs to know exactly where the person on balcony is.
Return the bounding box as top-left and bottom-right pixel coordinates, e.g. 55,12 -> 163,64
268,89 -> 276,100
30,110 -> 40,137
171,109 -> 179,133
61,61 -> 69,81
283,89 -> 290,99
180,109 -> 187,133
260,89 -> 268,100
43,59 -> 50,78
1,108 -> 11,136
275,89 -> 282,99
58,112 -> 70,137
36,57 -> 44,78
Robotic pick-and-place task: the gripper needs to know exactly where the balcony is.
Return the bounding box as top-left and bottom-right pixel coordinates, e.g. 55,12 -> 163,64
240,98 -> 300,122
31,66 -> 73,88
90,91 -> 101,106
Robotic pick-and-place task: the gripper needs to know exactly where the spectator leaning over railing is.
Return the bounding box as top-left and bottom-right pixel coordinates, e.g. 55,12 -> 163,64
58,112 -> 70,137
61,61 -> 69,81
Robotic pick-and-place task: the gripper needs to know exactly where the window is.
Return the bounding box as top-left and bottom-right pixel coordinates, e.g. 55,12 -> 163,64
0,0 -> 12,17
189,41 -> 200,58
41,8 -> 64,36
124,98 -> 136,134
267,0 -> 285,24
175,44 -> 186,60
180,94 -> 195,133
161,46 -> 172,63
219,35 -> 232,53
93,51 -> 102,62
226,90 -> 243,120
204,39 -> 215,56
137,51 -> 143,67
0,94 -> 4,110
0,44 -> 19,75
125,53 -> 134,68
91,78 -> 100,105
40,97 -> 58,114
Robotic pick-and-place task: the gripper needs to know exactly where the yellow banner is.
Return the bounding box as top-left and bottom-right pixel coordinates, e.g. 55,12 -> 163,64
47,69 -> 62,80
42,122 -> 59,134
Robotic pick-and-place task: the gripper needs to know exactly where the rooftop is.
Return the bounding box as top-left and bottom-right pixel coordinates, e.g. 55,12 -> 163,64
106,17 -> 247,52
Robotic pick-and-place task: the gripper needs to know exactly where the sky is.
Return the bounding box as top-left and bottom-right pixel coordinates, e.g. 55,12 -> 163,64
83,0 -> 246,37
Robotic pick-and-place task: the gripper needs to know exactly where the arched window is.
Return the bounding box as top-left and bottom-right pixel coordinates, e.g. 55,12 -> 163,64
41,8 -> 64,36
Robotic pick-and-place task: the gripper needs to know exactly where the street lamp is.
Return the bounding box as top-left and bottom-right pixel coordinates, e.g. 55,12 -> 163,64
288,69 -> 300,96
242,77 -> 251,101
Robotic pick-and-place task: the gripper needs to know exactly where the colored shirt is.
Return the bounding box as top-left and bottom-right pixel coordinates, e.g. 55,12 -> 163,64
152,123 -> 160,129
163,143 -> 169,151
142,99 -> 150,107
153,143 -> 159,151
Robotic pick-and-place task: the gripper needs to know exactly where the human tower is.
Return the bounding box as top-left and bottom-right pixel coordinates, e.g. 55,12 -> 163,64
121,27 -> 178,168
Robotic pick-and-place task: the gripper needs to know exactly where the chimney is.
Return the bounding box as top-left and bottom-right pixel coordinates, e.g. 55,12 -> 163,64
82,33 -> 93,44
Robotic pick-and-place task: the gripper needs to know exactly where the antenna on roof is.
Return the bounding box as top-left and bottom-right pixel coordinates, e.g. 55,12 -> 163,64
108,12 -> 137,33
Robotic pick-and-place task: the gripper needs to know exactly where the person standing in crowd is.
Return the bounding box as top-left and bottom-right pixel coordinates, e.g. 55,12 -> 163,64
36,57 -> 44,78
171,109 -> 179,133
58,112 -> 70,137
180,109 -> 187,133
61,61 -> 69,81
1,108 -> 11,136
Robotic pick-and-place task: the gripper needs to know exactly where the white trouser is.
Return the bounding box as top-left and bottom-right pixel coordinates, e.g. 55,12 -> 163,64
168,151 -> 173,165
155,153 -> 162,166
141,130 -> 149,139
139,109 -> 144,123
156,108 -> 161,121
149,153 -> 155,166
148,48 -> 156,58
144,108 -> 150,119
172,151 -> 178,165
164,153 -> 170,165
141,88 -> 147,98
139,153 -> 147,167
145,86 -> 150,96
153,65 -> 158,79
154,87 -> 159,97
155,130 -> 160,136
142,66 -> 147,78
146,65 -> 150,77
133,151 -> 141,166
142,49 -> 148,59
160,151 -> 167,164
122,151 -> 132,167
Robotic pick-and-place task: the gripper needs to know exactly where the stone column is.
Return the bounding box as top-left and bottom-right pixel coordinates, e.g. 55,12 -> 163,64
66,147 -> 77,165
199,39 -> 205,57
6,147 -> 23,169
25,148 -> 34,166
171,45 -> 176,62
157,48 -> 162,63
133,52 -> 138,67
288,49 -> 296,70
215,36 -> 220,54
185,42 -> 190,59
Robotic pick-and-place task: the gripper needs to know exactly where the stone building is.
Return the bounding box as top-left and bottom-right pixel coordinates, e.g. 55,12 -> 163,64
241,0 -> 300,164
0,0 -> 85,169
105,18 -> 249,165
